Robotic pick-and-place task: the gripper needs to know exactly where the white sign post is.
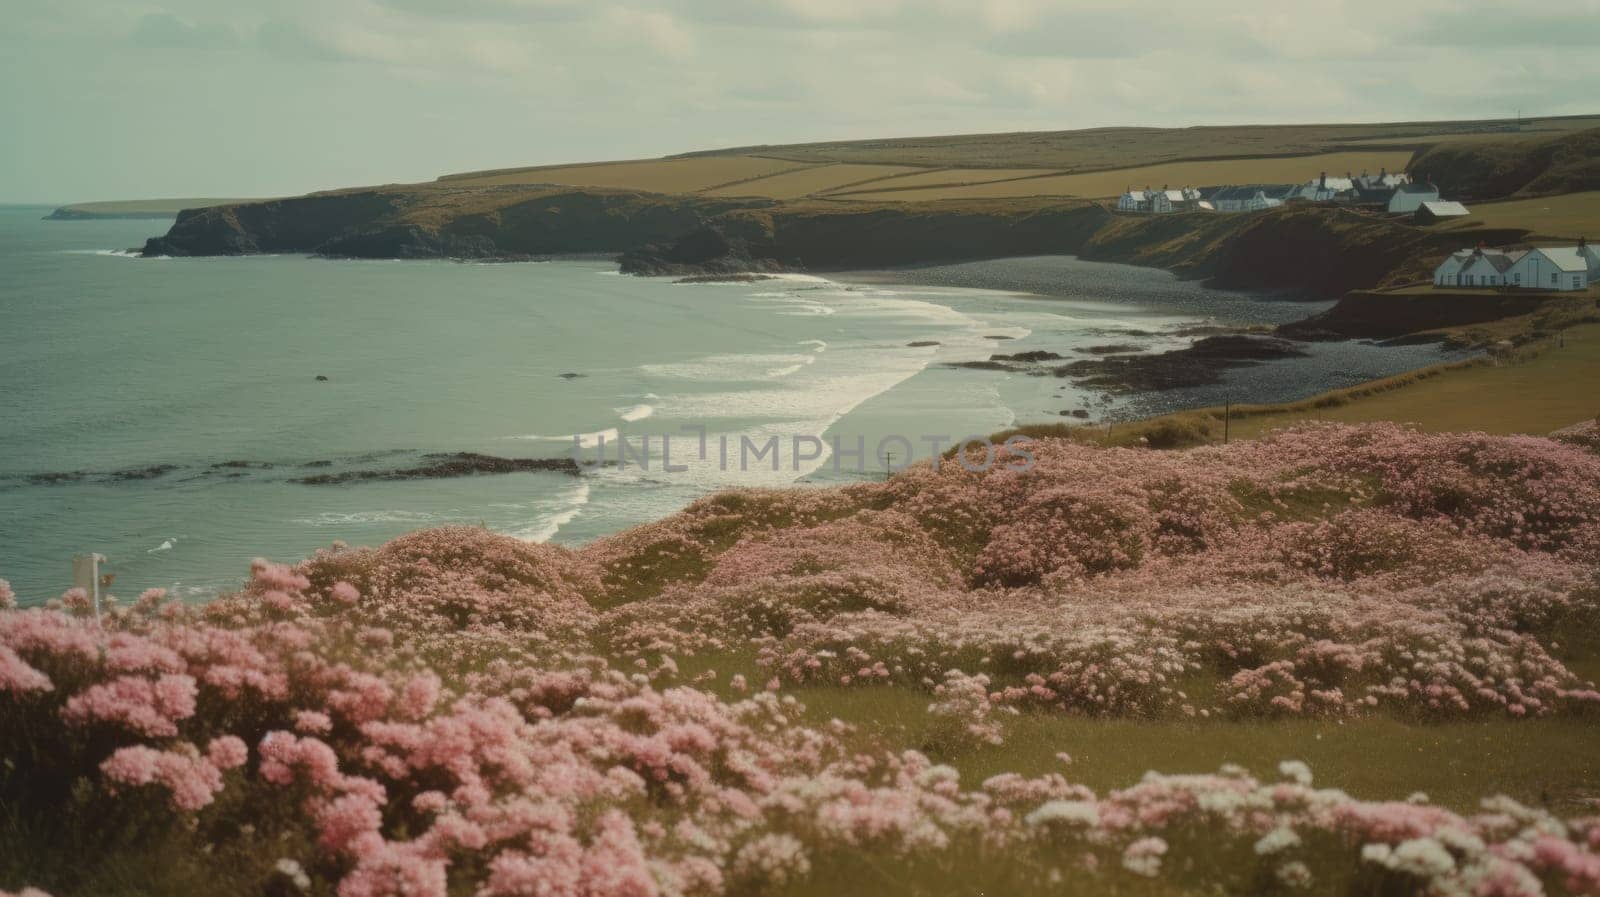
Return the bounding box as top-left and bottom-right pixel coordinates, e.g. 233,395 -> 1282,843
71,553 -> 107,626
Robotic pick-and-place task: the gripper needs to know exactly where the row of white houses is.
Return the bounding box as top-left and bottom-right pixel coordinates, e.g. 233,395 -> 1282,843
1115,186 -> 1203,213
1113,169 -> 1457,216
1433,241 -> 1599,292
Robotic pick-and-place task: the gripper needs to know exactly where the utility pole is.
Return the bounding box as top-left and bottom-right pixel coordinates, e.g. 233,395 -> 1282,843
1224,401 -> 1231,444
882,450 -> 896,481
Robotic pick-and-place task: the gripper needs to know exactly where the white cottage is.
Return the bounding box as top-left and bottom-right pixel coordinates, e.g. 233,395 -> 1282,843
1294,172 -> 1355,202
1387,183 -> 1440,215
1458,250 -> 1518,287
1118,186 -> 1200,213
1506,245 -> 1594,292
1210,185 -> 1297,212
1433,251 -> 1467,286
1117,188 -> 1151,212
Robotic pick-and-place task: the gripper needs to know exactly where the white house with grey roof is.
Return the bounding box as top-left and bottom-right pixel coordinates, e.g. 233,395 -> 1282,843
1436,240 -> 1598,291
1209,184 -> 1297,212
1117,186 -> 1201,213
1506,242 -> 1598,292
1387,182 -> 1440,215
1293,172 -> 1356,202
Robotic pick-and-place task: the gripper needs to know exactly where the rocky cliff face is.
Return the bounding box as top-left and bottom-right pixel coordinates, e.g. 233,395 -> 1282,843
141,187 -> 768,259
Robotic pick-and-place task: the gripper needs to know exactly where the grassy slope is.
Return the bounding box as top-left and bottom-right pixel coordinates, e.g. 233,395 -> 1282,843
1431,190 -> 1600,240
675,116 -> 1600,169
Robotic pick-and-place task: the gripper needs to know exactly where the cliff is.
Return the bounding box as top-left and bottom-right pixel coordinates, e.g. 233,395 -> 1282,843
142,186 -> 769,258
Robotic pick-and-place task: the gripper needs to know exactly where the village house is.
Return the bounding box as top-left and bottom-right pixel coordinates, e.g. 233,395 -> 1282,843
1434,240 -> 1598,291
1352,168 -> 1410,203
1116,188 -> 1151,212
1208,184 -> 1297,212
1506,241 -> 1598,291
1387,182 -> 1441,215
1458,249 -> 1519,287
1292,171 -> 1355,202
1117,185 -> 1201,213
1414,200 -> 1470,224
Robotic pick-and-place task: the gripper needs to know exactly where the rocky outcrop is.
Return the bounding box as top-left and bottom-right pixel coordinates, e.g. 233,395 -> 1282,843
141,187 -> 767,259
620,201 -> 1111,274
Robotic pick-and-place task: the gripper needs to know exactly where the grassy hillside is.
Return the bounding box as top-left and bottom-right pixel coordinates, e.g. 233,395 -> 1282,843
674,115 -> 1600,170
432,116 -> 1598,203
46,198 -> 259,220
1430,190 -> 1600,240
1410,127 -> 1600,200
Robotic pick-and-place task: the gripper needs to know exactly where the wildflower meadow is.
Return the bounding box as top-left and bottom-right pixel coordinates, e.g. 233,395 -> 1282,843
3,422 -> 1600,897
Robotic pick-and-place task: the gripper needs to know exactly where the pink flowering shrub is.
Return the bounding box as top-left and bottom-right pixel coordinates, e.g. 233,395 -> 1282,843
3,425 -> 1600,896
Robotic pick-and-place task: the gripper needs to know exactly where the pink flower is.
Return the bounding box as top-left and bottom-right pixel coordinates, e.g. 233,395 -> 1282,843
100,744 -> 225,811
206,736 -> 249,771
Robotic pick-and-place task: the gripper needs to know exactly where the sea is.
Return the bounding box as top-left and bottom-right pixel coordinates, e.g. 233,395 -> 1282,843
0,205 -> 1466,602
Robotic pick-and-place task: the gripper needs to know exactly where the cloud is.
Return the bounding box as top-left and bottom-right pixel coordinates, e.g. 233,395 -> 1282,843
129,12 -> 237,50
257,19 -> 350,62
373,0 -> 589,24
1411,5 -> 1600,47
601,7 -> 696,60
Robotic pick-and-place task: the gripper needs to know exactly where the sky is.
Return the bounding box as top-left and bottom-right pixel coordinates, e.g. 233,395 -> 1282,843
3,0 -> 1598,204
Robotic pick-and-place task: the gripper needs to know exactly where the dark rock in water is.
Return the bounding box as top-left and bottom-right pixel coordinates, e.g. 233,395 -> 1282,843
906,340 -> 941,348
1056,335 -> 1309,392
1070,409 -> 1091,419
983,335 -> 1016,340
1080,344 -> 1143,355
315,375 -> 329,381
558,372 -> 586,380
111,464 -> 180,481
291,453 -> 580,485
302,460 -> 334,468
945,360 -> 1013,371
26,471 -> 87,485
27,464 -> 180,485
992,350 -> 1063,363
212,460 -> 275,470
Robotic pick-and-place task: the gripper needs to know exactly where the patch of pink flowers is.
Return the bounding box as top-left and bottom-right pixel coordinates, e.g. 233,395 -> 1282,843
2,424 -> 1599,896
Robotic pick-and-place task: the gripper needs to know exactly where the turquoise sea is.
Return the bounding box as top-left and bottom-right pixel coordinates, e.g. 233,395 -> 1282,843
0,206 -> 1462,602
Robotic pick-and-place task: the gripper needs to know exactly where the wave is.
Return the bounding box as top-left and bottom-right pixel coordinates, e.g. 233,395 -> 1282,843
506,428 -> 619,449
508,479 -> 591,543
615,404 -> 655,422
292,510 -> 446,526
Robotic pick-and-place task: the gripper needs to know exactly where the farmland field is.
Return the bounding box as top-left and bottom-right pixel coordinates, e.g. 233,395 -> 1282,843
701,163 -> 923,198
1431,191 -> 1600,239
676,115 -> 1589,170
435,155 -> 808,192
835,150 -> 1417,201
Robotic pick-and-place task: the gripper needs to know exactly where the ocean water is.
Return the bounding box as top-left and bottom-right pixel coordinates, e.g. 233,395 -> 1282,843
0,206 -> 1462,602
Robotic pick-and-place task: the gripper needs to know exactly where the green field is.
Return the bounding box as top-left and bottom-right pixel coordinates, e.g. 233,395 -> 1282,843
1433,190 -> 1600,240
